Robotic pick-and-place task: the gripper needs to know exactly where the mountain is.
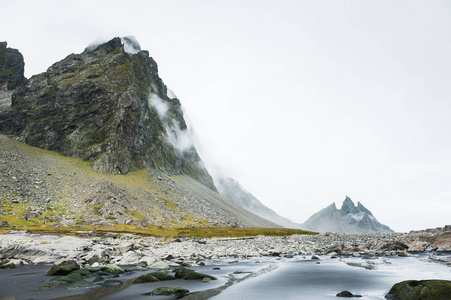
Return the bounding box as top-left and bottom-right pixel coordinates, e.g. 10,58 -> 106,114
301,196 -> 394,233
0,37 -> 215,189
216,177 -> 304,229
0,37 -> 279,229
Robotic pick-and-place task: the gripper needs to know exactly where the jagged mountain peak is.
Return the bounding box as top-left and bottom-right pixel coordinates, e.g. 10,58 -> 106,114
301,196 -> 394,233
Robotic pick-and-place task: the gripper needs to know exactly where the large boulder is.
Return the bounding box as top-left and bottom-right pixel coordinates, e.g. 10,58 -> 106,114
47,260 -> 80,276
386,280 -> 451,300
434,232 -> 451,251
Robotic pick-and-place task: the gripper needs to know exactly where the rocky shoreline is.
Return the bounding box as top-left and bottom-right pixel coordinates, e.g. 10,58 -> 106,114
1,227 -> 450,268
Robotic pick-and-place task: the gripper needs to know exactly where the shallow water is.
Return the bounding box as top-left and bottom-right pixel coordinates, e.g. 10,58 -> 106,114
0,253 -> 450,300
212,253 -> 451,300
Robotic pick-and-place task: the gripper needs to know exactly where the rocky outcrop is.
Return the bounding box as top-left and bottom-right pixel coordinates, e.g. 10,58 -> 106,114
0,37 -> 215,190
216,177 -> 303,229
0,41 -> 26,91
301,196 -> 394,233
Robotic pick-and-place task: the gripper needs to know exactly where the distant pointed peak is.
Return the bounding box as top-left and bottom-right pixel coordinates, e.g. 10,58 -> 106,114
326,202 -> 337,209
341,196 -> 355,207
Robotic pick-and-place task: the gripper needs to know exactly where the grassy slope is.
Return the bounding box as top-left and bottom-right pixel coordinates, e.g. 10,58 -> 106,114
0,134 -> 317,237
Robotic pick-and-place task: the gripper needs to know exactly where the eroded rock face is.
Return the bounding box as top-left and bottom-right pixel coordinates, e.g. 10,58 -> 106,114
0,37 -> 215,190
0,41 -> 26,91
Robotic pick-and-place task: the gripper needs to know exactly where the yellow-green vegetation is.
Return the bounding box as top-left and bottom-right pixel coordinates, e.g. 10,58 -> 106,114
176,227 -> 317,238
125,210 -> 145,220
0,198 -> 66,227
0,225 -> 317,238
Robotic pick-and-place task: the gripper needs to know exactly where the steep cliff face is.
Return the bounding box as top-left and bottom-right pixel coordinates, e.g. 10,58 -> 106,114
301,196 -> 394,233
0,37 -> 215,190
0,41 -> 26,91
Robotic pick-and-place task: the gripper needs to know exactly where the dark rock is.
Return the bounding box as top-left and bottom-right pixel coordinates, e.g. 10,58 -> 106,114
38,273 -> 83,290
133,274 -> 159,284
72,268 -> 92,277
336,290 -> 362,297
0,41 -> 26,90
386,280 -> 451,300
182,272 -> 217,281
103,279 -> 123,287
67,279 -> 97,290
93,275 -> 105,282
149,287 -> 190,297
47,260 -> 80,276
134,271 -> 175,284
173,267 -> 195,278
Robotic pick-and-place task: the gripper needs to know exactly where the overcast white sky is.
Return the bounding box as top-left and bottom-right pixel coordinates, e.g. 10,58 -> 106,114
2,0 -> 450,232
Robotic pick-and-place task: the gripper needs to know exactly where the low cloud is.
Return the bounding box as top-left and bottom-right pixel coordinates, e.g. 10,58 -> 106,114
148,92 -> 195,154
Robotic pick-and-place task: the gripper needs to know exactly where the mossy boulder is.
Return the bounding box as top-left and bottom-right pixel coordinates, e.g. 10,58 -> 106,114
386,280 -> 451,300
149,287 -> 190,297
133,274 -> 159,284
100,264 -> 124,274
72,268 -> 92,277
182,272 -> 217,281
172,267 -> 216,280
0,263 -> 16,269
47,260 -> 80,276
67,279 -> 97,290
133,271 -> 175,284
173,267 -> 195,278
37,272 -> 84,290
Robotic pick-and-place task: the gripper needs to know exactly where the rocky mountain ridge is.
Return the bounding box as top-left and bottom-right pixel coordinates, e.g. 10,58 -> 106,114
301,196 -> 393,233
0,37 -> 215,190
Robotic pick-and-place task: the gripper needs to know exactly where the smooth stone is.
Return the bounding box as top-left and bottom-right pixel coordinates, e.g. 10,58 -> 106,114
149,261 -> 170,270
